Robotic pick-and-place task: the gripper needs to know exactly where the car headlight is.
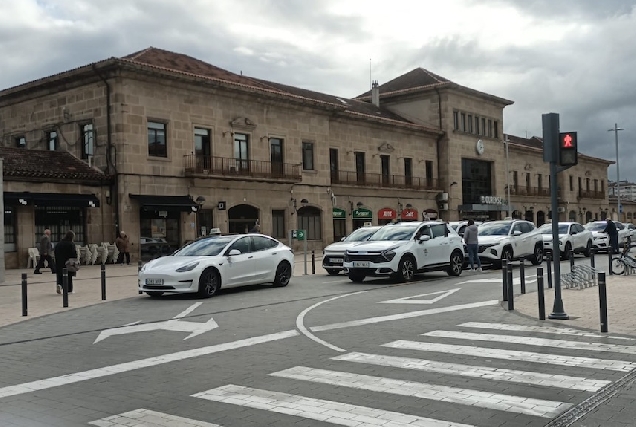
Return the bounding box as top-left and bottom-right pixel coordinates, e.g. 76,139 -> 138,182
344,253 -> 350,262
176,262 -> 199,272
381,250 -> 396,261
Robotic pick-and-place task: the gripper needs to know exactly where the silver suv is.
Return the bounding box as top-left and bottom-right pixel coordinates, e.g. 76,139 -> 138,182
343,221 -> 465,283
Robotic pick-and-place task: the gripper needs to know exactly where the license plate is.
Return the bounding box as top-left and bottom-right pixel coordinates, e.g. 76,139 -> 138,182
145,278 -> 164,285
331,258 -> 344,264
352,261 -> 370,268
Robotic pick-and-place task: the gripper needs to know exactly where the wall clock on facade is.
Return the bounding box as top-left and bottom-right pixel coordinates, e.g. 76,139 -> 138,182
475,139 -> 485,155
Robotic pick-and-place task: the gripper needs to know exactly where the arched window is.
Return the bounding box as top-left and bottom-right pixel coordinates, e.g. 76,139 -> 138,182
297,206 -> 322,240
569,210 -> 576,222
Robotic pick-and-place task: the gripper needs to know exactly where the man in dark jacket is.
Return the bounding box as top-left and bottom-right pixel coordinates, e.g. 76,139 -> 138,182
54,230 -> 78,294
34,229 -> 56,274
603,219 -> 619,254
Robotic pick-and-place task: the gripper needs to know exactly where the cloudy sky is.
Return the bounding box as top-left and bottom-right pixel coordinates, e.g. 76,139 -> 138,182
2,0 -> 635,183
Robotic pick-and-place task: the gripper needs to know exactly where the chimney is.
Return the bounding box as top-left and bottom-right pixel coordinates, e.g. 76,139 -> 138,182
371,80 -> 380,107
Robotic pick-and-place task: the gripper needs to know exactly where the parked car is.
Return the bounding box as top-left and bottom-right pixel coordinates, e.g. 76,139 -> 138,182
476,220 -> 544,268
138,233 -> 293,298
140,237 -> 173,258
449,220 -> 483,237
343,221 -> 465,283
322,226 -> 382,275
537,222 -> 593,259
623,223 -> 636,245
585,221 -> 630,252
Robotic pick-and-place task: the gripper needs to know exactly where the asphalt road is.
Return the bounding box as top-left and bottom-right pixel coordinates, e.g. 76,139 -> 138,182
0,254 -> 634,427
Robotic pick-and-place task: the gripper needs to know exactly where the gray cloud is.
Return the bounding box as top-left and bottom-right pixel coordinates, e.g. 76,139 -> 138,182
1,0 -> 635,184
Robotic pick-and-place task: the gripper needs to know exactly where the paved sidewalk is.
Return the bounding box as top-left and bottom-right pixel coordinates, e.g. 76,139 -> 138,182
0,254 -> 326,328
514,274 -> 636,336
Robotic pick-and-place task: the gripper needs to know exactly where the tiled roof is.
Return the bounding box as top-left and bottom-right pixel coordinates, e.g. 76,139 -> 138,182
356,67 -> 513,105
0,147 -> 111,182
120,47 -> 440,133
358,68 -> 450,98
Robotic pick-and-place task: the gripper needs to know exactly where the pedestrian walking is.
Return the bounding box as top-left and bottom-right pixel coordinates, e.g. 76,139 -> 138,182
463,219 -> 482,272
115,231 -> 131,265
54,230 -> 79,294
34,228 -> 56,274
603,219 -> 619,254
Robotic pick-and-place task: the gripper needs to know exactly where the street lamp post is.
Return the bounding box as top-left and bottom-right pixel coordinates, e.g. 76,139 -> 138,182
504,136 -> 511,218
608,124 -> 624,221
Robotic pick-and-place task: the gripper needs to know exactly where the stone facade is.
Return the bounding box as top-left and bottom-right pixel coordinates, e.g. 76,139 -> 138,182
0,48 -> 615,268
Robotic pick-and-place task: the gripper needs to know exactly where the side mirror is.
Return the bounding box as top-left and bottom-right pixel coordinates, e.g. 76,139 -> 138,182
228,249 -> 241,256
513,230 -> 522,236
418,235 -> 431,242
340,237 -> 345,241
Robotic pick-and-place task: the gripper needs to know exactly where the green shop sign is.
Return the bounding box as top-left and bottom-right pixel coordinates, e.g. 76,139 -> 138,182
352,208 -> 372,219
332,208 -> 346,219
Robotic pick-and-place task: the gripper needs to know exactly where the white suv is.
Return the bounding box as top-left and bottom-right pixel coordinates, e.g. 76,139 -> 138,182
343,221 -> 465,283
322,226 -> 382,275
537,222 -> 593,260
477,220 -> 544,268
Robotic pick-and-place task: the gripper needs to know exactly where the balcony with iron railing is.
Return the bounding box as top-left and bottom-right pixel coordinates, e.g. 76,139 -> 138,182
578,189 -> 606,200
509,186 -> 552,197
330,170 -> 442,191
184,154 -> 302,182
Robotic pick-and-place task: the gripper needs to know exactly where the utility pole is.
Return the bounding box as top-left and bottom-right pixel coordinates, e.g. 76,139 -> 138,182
608,124 -> 624,220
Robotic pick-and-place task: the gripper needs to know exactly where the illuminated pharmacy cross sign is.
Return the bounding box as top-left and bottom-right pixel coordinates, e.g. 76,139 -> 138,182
562,134 -> 573,148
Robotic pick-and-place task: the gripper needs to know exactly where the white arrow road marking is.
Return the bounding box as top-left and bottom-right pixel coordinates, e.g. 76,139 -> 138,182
94,302 -> 218,344
379,288 -> 460,304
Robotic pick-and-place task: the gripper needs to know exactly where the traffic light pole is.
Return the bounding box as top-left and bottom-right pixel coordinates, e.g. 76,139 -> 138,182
543,113 -> 569,320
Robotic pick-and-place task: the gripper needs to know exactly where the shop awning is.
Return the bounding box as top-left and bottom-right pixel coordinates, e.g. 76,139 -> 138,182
129,194 -> 199,212
3,192 -> 100,208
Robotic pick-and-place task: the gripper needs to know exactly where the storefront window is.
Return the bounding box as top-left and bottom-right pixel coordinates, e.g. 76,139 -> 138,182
4,207 -> 16,252
140,210 -> 180,258
461,159 -> 492,204
35,206 -> 85,245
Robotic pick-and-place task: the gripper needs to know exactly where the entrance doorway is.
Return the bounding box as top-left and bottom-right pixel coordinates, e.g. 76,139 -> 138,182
228,204 -> 259,234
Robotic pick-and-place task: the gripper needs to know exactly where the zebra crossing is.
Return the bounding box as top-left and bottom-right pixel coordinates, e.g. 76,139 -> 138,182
89,322 -> 636,426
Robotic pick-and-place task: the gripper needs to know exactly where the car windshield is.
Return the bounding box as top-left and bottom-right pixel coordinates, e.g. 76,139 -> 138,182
585,223 -> 607,231
172,236 -> 235,256
478,222 -> 512,236
343,227 -> 379,242
368,224 -> 419,241
538,224 -> 569,234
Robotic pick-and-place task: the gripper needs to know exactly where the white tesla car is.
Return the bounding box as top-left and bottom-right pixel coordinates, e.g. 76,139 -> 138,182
138,233 -> 294,298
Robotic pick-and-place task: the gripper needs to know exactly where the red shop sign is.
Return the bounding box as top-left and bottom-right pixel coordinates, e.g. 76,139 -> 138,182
401,208 -> 418,220
378,208 -> 397,220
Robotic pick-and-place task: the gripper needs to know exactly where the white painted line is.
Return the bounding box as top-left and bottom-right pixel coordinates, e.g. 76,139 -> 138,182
424,331 -> 636,356
332,352 -> 610,392
173,302 -> 203,319
379,288 -> 461,304
383,340 -> 636,372
94,302 -> 219,344
0,330 -> 298,400
89,408 -> 222,426
310,300 -> 499,332
270,366 -> 571,418
459,322 -> 636,340
296,291 -> 367,352
194,384 -> 476,427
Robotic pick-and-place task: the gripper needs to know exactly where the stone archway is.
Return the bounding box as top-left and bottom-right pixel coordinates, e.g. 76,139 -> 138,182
228,204 -> 260,234
525,210 -> 534,223
585,211 -> 593,223
569,210 -> 577,222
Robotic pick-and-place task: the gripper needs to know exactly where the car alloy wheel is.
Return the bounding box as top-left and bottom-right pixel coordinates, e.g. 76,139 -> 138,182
273,261 -> 291,287
532,244 -> 543,265
198,268 -> 220,298
449,251 -> 463,276
399,256 -> 415,282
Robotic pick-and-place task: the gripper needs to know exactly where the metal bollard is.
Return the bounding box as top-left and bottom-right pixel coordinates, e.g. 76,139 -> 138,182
502,260 -> 509,301
590,248 -> 596,269
62,268 -> 69,308
546,253 -> 553,289
21,273 -> 28,317
101,263 -> 106,301
598,272 -> 608,333
138,260 -> 143,294
520,260 -> 526,294
311,250 -> 316,275
608,249 -> 614,275
537,267 -> 545,320
507,267 -> 514,311
569,251 -> 575,272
